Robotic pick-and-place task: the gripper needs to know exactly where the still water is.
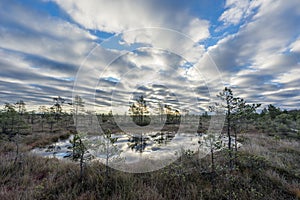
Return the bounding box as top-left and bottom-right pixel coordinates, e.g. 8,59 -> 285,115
31,131 -> 236,164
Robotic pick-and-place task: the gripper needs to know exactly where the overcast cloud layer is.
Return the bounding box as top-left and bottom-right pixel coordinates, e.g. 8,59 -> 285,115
0,0 -> 299,112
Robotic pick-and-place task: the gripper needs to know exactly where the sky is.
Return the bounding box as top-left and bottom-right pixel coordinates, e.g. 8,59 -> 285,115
0,0 -> 300,114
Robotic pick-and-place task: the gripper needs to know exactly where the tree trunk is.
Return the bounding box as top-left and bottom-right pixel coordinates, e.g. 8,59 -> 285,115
79,139 -> 84,182
80,153 -> 84,182
50,123 -> 53,132
233,125 -> 238,166
41,120 -> 44,132
106,143 -> 109,179
11,116 -> 14,132
13,135 -> 19,165
227,101 -> 233,170
234,126 -> 238,152
211,148 -> 215,173
211,147 -> 216,192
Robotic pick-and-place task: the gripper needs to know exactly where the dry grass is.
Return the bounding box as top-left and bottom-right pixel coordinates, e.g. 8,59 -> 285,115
239,132 -> 300,199
1,118 -> 300,200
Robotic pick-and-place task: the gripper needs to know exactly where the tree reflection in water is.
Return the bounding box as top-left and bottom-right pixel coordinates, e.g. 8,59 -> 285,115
127,132 -> 175,153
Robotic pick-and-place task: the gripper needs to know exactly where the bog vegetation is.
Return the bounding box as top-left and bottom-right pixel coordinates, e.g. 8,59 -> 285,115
0,88 -> 300,200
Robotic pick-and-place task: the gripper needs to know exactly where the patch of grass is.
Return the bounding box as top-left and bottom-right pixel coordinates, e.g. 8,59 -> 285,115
1,126 -> 300,199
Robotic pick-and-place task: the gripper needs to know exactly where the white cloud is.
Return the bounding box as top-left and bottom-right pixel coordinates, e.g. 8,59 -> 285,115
184,18 -> 210,42
1,0 -> 300,111
0,49 -> 76,107
210,0 -> 300,107
219,0 -> 251,25
290,38 -> 300,53
0,1 -> 96,66
273,67 -> 300,84
53,0 -> 210,43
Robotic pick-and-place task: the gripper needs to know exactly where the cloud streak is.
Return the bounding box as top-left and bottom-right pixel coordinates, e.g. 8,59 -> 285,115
0,0 -> 299,112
